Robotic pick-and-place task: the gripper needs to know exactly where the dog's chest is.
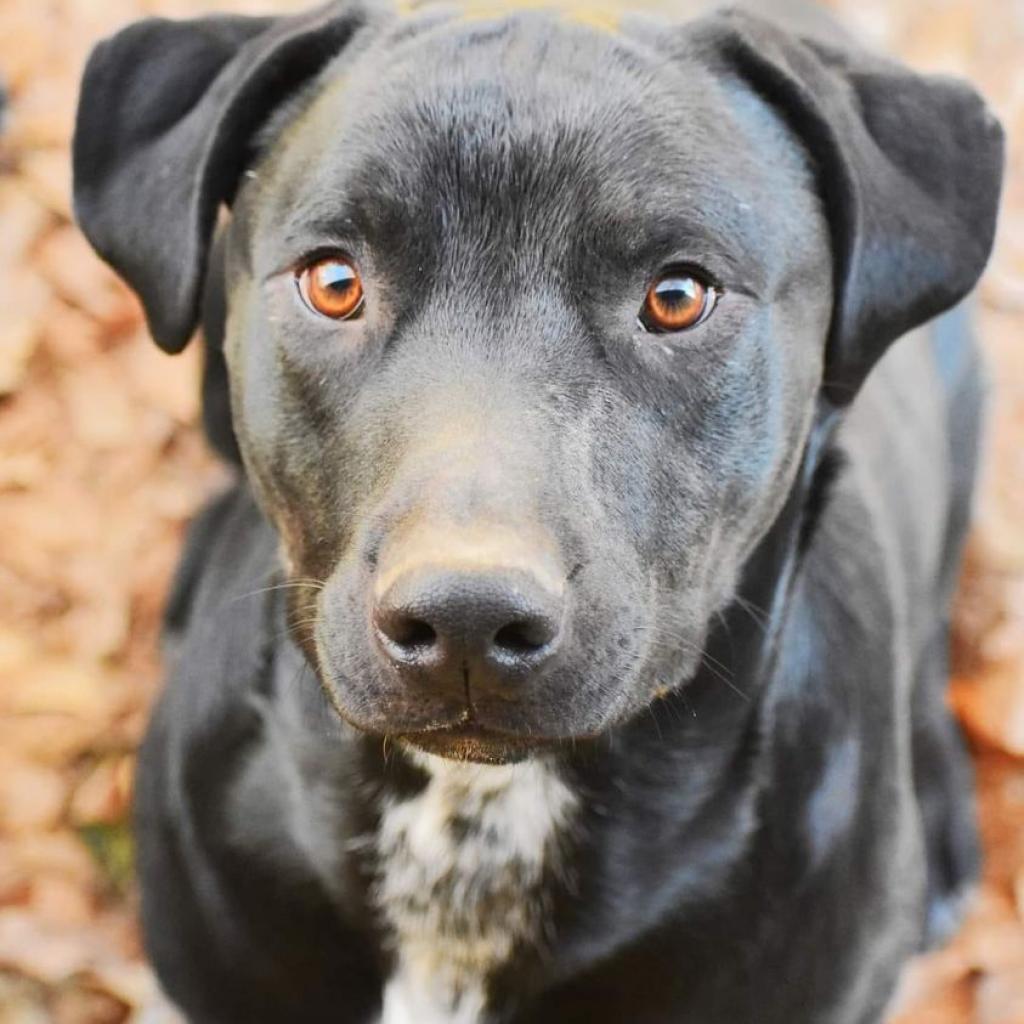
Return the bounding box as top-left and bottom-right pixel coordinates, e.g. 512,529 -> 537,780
374,754 -> 576,1024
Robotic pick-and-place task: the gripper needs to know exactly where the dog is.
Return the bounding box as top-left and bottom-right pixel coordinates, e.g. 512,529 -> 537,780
72,1 -> 1004,1021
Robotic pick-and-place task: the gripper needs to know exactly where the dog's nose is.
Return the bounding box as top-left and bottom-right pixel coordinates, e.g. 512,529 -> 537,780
373,567 -> 564,686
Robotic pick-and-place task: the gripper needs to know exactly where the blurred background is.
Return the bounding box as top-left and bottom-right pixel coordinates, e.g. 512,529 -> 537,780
0,0 -> 1021,1020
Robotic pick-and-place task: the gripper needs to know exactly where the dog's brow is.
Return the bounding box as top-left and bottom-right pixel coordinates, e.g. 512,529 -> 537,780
274,206 -> 374,259
619,217 -> 767,296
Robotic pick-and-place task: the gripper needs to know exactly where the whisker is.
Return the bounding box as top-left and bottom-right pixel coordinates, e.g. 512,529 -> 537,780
646,700 -> 665,743
732,595 -> 771,633
628,624 -> 750,703
269,618 -> 321,647
230,579 -> 327,605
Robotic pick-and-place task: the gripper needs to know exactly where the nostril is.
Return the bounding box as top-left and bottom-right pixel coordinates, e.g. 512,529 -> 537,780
493,618 -> 555,656
375,609 -> 440,660
390,616 -> 437,649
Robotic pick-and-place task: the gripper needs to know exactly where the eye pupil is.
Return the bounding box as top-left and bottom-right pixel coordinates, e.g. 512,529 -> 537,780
299,256 -> 365,320
640,270 -> 715,333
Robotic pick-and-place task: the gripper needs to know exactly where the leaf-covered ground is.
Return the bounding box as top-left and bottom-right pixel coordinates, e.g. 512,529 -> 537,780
0,1 -> 1021,1020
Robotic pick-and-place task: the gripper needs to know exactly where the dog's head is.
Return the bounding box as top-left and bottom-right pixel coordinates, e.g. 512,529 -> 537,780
74,1 -> 1002,762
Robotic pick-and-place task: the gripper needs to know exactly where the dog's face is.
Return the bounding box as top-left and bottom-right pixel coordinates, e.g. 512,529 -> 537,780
227,17 -> 830,752
73,2 -> 1002,762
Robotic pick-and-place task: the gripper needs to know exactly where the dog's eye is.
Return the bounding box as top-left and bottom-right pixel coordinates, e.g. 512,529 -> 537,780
639,270 -> 717,333
297,256 -> 365,321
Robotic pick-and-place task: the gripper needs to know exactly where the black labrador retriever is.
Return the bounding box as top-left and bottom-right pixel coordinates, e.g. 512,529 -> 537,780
72,1 -> 1004,1021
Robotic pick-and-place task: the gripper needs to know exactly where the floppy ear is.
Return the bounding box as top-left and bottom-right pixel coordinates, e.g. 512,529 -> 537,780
73,4 -> 368,353
701,11 -> 1004,405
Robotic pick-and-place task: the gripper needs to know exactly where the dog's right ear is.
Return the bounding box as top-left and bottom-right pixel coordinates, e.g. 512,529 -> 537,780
691,11 -> 1004,407
73,5 -> 369,353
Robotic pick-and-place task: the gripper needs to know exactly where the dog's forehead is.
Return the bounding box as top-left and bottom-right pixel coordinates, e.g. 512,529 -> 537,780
252,8 -> 818,271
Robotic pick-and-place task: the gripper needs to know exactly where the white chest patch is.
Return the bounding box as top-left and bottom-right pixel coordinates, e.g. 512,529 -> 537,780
375,752 -> 577,1024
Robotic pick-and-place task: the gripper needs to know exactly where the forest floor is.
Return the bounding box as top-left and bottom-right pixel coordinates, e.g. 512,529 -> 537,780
0,0 -> 1022,1020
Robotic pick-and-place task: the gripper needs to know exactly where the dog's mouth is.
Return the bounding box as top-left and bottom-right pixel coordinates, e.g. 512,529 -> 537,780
398,723 -> 563,765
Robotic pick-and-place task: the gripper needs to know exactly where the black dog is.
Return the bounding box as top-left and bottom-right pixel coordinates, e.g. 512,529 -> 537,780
73,1 -> 1004,1021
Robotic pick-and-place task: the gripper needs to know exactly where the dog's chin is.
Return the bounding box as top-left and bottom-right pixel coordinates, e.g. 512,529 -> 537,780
319,683 -> 576,763
398,726 -> 560,765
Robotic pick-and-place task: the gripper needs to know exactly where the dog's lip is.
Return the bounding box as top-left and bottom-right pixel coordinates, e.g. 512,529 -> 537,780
398,722 -> 562,765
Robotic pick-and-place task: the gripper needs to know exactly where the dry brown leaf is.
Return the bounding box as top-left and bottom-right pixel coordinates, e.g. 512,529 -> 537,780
0,271 -> 50,397
0,658 -> 125,723
898,5 -> 976,76
120,339 -> 202,427
0,759 -> 67,834
51,982 -> 130,1024
38,301 -> 107,365
30,875 -> 94,929
0,858 -> 32,911
68,758 -> 133,829
956,890 -> 1024,977
0,10 -> 56,92
0,717 -> 118,767
0,320 -> 41,397
887,946 -> 976,1022
976,970 -> 1024,1024
0,181 -> 53,270
0,912 -> 102,986
0,970 -> 51,1024
16,151 -> 73,221
35,228 -> 142,335
0,834 -> 97,893
952,666 -> 1024,757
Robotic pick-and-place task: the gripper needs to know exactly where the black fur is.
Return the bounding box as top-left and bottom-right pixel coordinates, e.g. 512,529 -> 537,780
72,2 -> 1004,1021
798,444 -> 845,553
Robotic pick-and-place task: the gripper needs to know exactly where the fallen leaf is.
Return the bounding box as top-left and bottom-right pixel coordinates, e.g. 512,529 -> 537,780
35,228 -> 141,335
0,759 -> 67,834
16,151 -> 73,221
51,982 -> 130,1024
952,665 -> 1024,757
69,758 -> 133,829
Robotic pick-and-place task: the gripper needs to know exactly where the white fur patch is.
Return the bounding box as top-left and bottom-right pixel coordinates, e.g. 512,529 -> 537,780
376,752 -> 576,1024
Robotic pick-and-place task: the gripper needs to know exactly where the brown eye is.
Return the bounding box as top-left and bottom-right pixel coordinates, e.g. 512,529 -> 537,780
298,256 -> 365,320
639,271 -> 716,333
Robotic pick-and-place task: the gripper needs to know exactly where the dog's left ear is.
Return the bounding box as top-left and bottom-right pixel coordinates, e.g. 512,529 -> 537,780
699,11 -> 1004,405
73,4 -> 370,354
